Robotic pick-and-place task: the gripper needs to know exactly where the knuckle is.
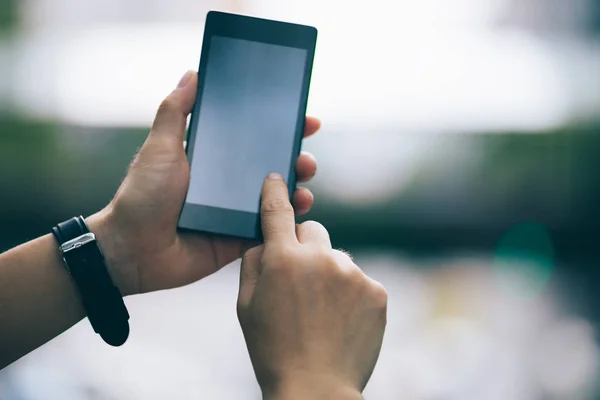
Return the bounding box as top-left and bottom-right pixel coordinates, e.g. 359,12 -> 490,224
314,250 -> 340,272
370,281 -> 389,308
328,250 -> 361,277
298,220 -> 328,240
300,220 -> 325,231
312,250 -> 357,283
158,96 -> 177,112
346,265 -> 366,285
262,198 -> 294,215
332,248 -> 353,264
156,96 -> 178,117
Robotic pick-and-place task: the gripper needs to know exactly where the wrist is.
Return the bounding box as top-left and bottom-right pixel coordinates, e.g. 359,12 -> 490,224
263,374 -> 362,400
86,208 -> 139,296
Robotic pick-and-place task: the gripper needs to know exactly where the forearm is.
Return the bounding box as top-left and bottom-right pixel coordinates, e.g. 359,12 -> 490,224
0,211 -> 122,368
0,231 -> 85,368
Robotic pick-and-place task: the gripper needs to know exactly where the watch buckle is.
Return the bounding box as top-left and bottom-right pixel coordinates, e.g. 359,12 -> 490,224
59,233 -> 96,253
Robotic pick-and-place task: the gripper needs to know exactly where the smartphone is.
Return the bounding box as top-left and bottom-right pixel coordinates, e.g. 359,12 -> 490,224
177,11 -> 318,241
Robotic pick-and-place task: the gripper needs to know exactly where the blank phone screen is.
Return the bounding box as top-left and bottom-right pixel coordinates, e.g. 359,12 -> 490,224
186,35 -> 308,213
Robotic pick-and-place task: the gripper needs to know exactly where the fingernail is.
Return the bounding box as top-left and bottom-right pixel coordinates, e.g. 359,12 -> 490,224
177,70 -> 193,88
267,173 -> 282,180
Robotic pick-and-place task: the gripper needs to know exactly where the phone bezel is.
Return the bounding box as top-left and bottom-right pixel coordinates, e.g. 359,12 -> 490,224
177,11 -> 318,241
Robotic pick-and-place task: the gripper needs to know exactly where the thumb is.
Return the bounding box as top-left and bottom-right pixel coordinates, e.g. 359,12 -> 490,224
150,70 -> 197,142
238,245 -> 264,309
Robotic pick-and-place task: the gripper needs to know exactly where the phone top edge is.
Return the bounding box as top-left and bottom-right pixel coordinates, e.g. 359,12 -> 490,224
206,10 -> 317,33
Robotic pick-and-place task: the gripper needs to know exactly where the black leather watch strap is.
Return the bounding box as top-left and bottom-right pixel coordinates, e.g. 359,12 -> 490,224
53,216 -> 130,346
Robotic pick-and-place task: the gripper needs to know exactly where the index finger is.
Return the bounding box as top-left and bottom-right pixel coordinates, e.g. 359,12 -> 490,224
260,173 -> 298,245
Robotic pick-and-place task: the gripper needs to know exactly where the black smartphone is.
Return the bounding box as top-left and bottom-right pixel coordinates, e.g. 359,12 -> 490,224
177,11 -> 318,241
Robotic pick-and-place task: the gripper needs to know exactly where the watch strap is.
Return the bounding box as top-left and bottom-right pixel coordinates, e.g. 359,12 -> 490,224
53,216 -> 130,346
53,217 -> 90,244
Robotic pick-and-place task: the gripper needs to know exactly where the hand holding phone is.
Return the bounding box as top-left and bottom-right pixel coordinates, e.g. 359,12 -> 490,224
178,11 -> 318,241
87,71 -> 320,296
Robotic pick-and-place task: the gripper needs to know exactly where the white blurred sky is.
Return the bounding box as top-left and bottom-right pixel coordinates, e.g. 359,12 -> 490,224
3,0 -> 600,131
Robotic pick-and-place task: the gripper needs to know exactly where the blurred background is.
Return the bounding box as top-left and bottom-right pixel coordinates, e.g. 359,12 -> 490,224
1,0 -> 600,398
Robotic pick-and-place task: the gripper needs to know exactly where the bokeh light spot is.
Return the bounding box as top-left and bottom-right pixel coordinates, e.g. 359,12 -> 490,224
493,222 -> 555,298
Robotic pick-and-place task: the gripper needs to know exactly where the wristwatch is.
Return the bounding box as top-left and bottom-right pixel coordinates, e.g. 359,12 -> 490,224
53,216 -> 130,346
